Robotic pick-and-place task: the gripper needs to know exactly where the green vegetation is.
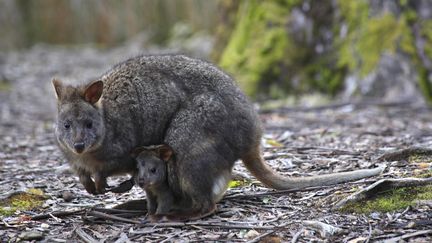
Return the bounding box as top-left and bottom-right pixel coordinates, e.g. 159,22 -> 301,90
340,185 -> 432,214
0,189 -> 46,216
219,0 -> 432,102
340,156 -> 432,214
220,0 -> 299,98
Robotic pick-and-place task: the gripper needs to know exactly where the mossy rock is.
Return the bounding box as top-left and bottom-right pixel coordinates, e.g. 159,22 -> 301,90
340,185 -> 432,214
0,189 -> 47,216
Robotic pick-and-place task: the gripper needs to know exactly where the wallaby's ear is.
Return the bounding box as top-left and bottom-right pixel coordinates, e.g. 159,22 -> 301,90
52,78 -> 63,99
157,145 -> 173,162
84,80 -> 103,104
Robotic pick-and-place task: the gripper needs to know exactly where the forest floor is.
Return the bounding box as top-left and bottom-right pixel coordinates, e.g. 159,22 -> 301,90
1,46 -> 431,242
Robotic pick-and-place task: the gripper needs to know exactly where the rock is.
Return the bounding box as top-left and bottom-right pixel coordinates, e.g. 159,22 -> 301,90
18,231 -> 44,241
62,191 -> 74,202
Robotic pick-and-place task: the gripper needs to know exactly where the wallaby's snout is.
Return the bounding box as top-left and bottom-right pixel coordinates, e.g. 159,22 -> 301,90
74,142 -> 85,153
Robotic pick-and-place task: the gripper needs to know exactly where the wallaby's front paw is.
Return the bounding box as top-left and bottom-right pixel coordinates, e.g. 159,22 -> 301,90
108,179 -> 134,193
94,187 -> 106,195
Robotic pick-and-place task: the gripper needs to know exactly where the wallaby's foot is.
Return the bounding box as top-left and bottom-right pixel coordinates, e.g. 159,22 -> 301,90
79,174 -> 97,194
165,203 -> 217,221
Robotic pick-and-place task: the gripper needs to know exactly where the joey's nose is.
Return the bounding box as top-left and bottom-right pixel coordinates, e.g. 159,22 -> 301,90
74,142 -> 85,153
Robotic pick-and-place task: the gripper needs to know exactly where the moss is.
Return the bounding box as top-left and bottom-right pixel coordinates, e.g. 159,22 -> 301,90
0,79 -> 11,91
340,185 -> 432,214
337,1 -> 411,76
228,179 -> 251,188
219,0 -> 298,98
219,0 -> 432,102
409,154 -> 432,164
417,20 -> 432,104
0,190 -> 46,217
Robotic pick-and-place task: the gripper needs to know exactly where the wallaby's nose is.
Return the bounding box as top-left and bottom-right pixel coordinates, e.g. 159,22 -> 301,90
74,142 -> 85,153
138,179 -> 146,188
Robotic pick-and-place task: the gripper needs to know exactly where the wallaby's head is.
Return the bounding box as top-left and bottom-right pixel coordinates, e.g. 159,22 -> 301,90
132,145 -> 172,189
52,78 -> 105,155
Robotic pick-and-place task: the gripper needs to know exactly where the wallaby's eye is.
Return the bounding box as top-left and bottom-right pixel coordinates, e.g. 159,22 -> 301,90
64,123 -> 71,129
85,121 -> 93,129
150,168 -> 156,174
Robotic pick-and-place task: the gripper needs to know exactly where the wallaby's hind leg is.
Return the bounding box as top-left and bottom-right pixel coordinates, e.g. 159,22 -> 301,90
164,96 -> 235,220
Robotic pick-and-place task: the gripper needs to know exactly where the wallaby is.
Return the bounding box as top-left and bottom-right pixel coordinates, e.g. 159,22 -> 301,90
132,145 -> 175,217
53,54 -> 383,217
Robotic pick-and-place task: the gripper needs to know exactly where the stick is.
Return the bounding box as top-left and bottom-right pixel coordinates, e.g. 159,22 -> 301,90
87,211 -> 142,224
31,209 -> 86,220
382,229 -> 432,243
75,228 -> 99,243
378,146 -> 432,161
224,185 -> 333,199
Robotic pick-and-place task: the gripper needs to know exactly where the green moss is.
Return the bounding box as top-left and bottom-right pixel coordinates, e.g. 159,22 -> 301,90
0,79 -> 11,91
219,0 -> 298,98
0,190 -> 46,217
228,179 -> 252,188
340,185 -> 432,214
218,0 -> 432,102
409,154 -> 432,164
337,1 -> 410,76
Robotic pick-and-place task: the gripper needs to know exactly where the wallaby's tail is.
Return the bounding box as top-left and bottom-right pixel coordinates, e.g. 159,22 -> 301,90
241,147 -> 384,190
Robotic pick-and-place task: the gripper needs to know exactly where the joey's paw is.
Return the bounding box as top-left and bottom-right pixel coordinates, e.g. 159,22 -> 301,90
149,214 -> 165,223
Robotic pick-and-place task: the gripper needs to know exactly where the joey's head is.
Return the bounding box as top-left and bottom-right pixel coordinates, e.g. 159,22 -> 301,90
52,79 -> 105,155
132,145 -> 173,189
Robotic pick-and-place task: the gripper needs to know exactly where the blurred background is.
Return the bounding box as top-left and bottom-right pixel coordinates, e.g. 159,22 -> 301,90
1,0 -> 432,105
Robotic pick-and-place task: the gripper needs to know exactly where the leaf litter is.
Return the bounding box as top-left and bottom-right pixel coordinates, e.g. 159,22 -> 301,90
0,46 -> 432,242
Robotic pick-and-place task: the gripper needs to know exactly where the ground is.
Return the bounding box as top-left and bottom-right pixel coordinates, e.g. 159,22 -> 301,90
0,46 -> 431,242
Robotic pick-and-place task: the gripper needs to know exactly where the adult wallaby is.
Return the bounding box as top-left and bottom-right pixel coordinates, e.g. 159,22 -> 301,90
53,54 -> 383,216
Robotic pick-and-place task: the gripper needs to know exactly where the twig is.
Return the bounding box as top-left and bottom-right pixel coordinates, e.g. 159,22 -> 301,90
31,209 -> 86,220
92,207 -> 146,214
291,228 -> 305,243
87,210 -> 142,224
334,177 -> 432,209
146,222 -> 290,230
378,146 -> 432,161
75,227 -> 99,243
381,229 -> 432,243
224,185 -> 333,200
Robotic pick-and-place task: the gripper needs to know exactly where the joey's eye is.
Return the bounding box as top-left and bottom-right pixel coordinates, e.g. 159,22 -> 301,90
85,121 -> 93,129
64,123 -> 71,129
150,168 -> 156,173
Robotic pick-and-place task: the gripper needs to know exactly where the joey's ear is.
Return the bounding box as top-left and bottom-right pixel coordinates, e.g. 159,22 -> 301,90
52,78 -> 63,99
84,80 -> 103,104
157,145 -> 173,161
130,146 -> 147,158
